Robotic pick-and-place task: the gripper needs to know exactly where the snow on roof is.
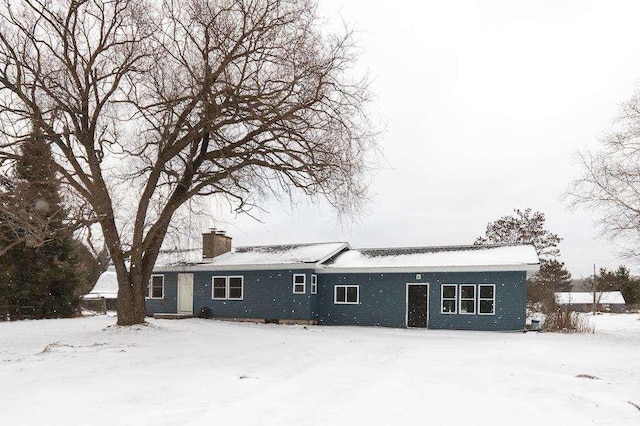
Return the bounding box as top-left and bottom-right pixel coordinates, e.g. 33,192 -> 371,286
155,248 -> 203,267
84,267 -> 118,299
555,291 -> 626,305
323,244 -> 539,270
201,242 -> 348,266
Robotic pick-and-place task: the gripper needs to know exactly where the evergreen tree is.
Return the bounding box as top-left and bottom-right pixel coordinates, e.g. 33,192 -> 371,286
0,129 -> 80,319
527,259 -> 572,308
474,208 -> 561,259
475,208 -> 569,311
596,266 -> 640,305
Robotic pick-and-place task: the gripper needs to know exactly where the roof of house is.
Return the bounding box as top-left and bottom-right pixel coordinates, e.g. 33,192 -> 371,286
154,242 -> 350,271
555,291 -> 626,305
155,248 -> 203,266
152,240 -> 539,273
83,267 -> 118,299
321,244 -> 539,272
201,242 -> 349,266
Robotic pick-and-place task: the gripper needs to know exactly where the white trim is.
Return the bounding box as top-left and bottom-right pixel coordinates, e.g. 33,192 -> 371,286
440,284 -> 457,314
334,285 -> 359,304
405,283 -> 430,328
228,275 -> 244,301
211,275 -> 244,300
317,264 -> 540,274
212,276 -> 227,299
458,284 -> 476,315
148,274 -> 164,299
155,261 -> 540,274
311,274 -> 317,294
478,284 -> 495,315
293,274 -> 306,294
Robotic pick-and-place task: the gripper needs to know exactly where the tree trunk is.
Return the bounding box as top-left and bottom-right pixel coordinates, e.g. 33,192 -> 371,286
116,274 -> 146,326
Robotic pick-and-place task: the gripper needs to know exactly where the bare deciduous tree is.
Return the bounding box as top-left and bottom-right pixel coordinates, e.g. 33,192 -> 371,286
0,0 -> 376,325
567,89 -> 640,259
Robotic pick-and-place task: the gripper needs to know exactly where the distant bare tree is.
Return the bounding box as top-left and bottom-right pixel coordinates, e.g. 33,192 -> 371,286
568,89 -> 640,259
0,0 -> 376,325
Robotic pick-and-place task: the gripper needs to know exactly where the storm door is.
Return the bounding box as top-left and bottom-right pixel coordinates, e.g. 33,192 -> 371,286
406,284 -> 429,328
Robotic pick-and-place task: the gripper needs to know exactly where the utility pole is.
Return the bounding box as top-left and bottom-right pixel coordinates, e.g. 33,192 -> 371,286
592,263 -> 597,315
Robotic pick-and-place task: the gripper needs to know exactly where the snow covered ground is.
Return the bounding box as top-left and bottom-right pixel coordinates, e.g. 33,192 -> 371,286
1,314 -> 638,425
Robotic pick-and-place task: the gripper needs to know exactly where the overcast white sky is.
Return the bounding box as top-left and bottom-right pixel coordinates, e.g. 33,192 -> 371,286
209,0 -> 640,278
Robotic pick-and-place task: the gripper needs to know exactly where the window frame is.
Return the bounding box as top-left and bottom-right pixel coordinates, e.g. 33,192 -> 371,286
211,275 -> 244,301
478,284 -> 495,315
310,274 -> 317,294
293,274 -> 306,294
212,276 -> 228,300
334,285 -> 359,305
227,275 -> 244,301
458,284 -> 476,315
440,284 -> 457,314
148,274 -> 165,299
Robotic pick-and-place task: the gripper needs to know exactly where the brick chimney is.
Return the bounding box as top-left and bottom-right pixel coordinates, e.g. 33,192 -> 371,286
202,229 -> 232,259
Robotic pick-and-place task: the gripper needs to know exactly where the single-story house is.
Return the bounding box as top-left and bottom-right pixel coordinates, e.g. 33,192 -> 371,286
82,267 -> 118,312
555,291 -> 626,313
146,230 -> 540,330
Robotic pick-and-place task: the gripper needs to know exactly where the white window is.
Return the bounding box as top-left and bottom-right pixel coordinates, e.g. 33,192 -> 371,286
148,275 -> 164,299
212,276 -> 243,300
441,284 -> 457,314
228,276 -> 243,300
293,274 -> 306,294
334,285 -> 359,304
212,276 -> 227,299
459,284 -> 476,314
311,274 -> 317,294
478,284 -> 495,315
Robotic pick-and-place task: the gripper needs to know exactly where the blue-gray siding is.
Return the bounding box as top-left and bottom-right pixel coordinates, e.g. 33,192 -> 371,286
315,271 -> 527,330
148,269 -> 316,320
146,269 -> 527,330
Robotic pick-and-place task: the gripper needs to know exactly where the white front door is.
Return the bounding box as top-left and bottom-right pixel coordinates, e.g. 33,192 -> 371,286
177,273 -> 194,314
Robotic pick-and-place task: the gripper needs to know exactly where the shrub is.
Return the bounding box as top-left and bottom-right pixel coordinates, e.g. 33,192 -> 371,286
544,308 -> 594,333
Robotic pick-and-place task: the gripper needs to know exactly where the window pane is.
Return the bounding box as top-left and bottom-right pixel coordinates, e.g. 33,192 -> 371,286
336,286 -> 346,302
152,286 -> 162,298
460,300 -> 475,314
346,286 -> 358,303
229,277 -> 242,288
442,285 -> 456,298
151,276 -> 163,298
229,287 -> 242,299
460,285 -> 475,298
479,285 -> 494,299
213,277 -> 226,299
312,275 -> 317,284
480,300 -> 494,314
442,300 -> 456,313
294,284 -> 305,293
294,275 -> 305,284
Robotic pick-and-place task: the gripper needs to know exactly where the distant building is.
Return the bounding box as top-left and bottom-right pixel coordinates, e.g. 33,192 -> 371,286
555,291 -> 626,313
82,267 -> 118,312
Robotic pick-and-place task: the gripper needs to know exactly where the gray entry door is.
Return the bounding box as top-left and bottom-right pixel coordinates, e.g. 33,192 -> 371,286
407,284 -> 429,328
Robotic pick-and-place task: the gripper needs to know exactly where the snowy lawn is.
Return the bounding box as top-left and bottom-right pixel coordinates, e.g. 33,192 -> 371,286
1,314 -> 639,425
